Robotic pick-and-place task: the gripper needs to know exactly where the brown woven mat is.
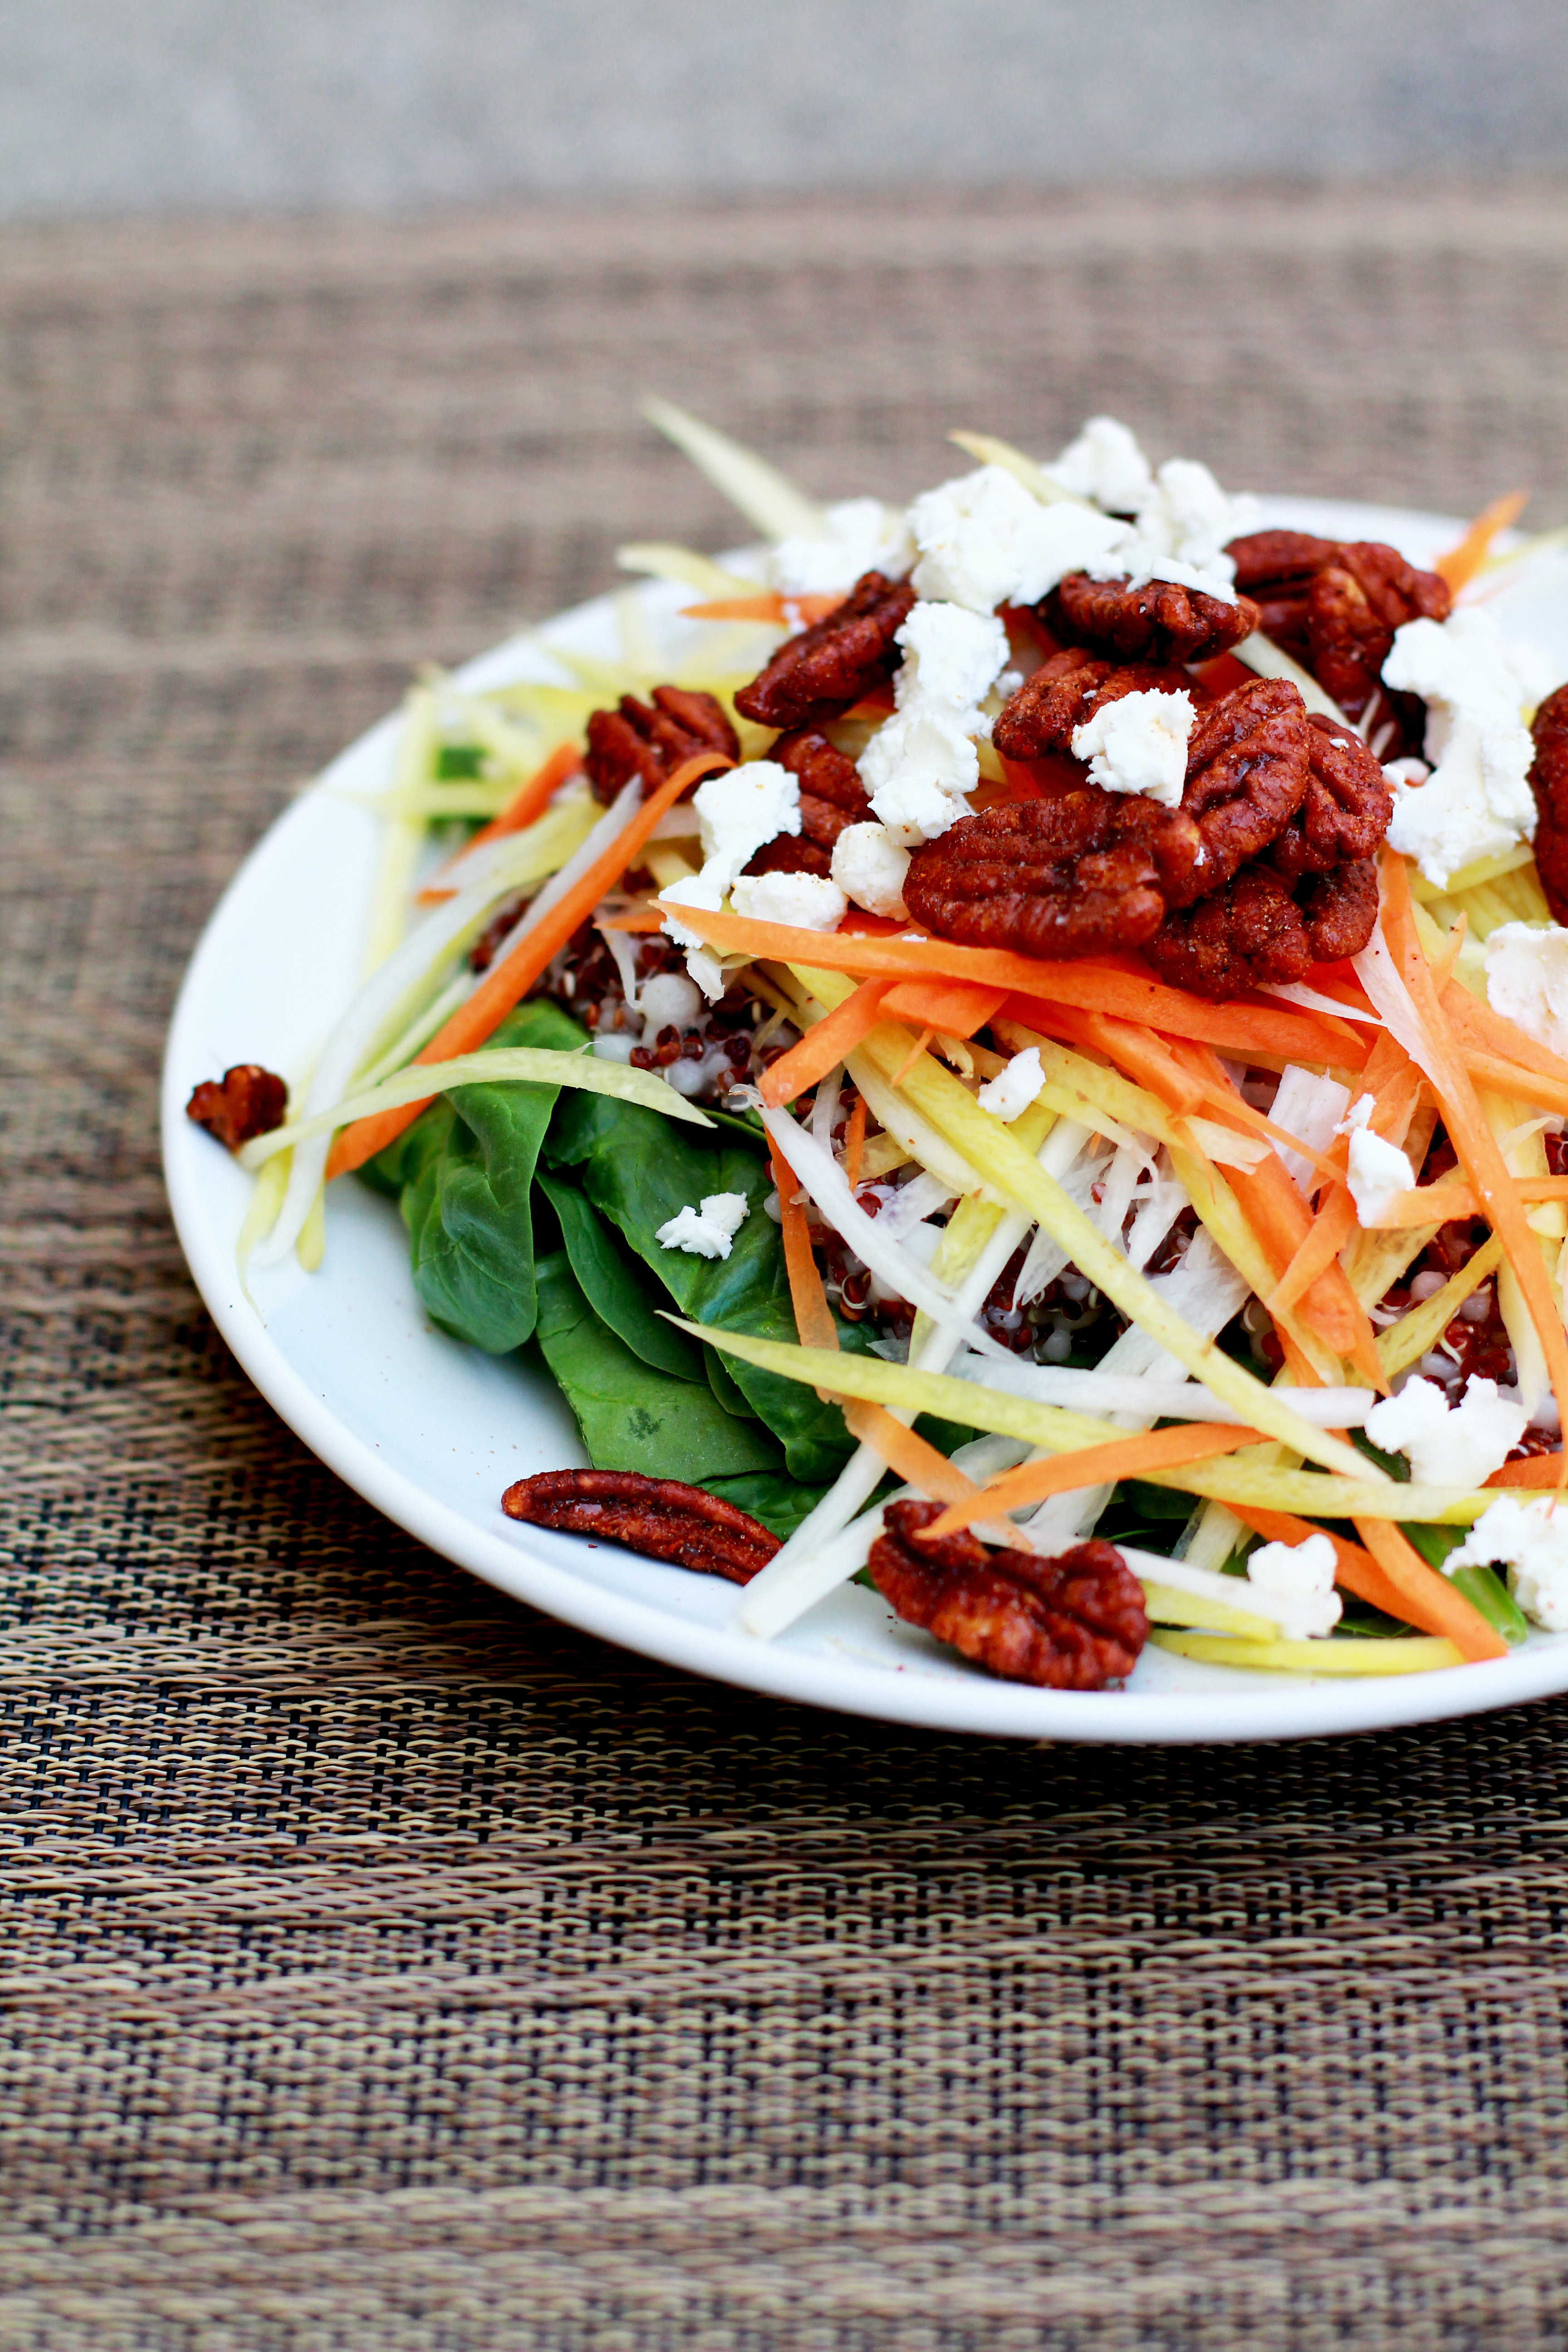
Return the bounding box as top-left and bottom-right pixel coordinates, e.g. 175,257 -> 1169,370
8,181 -> 1568,2350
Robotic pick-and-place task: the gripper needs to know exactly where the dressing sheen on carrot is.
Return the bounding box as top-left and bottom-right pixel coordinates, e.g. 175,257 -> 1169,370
927,1423 -> 1269,1537
327,750 -> 732,1178
767,1138 -> 839,1356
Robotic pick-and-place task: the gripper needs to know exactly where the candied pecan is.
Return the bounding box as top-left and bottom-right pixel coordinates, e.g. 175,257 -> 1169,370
1224,528 -> 1341,656
869,1501 -> 1147,1689
186,1064 -> 289,1151
734,569 -> 914,729
1305,541 -> 1450,720
1267,715 -> 1393,881
1530,684 -> 1568,924
501,1469 -> 779,1585
584,684 -> 738,803
1297,855 -> 1379,964
992,651 -> 1202,762
1176,676 -> 1311,903
903,793 -> 1203,960
1047,573 -> 1260,664
1142,863 -> 1313,998
743,727 -> 870,880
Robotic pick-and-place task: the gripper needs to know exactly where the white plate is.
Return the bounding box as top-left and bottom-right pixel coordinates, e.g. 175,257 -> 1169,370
163,497 -> 1568,1742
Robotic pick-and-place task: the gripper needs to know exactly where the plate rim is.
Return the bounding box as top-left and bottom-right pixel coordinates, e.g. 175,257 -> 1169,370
161,494 -> 1568,1744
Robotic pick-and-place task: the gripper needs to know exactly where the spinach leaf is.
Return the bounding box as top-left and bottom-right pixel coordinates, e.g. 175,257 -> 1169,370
533,1253 -> 784,1483
537,1168 -> 705,1382
704,1344 -> 759,1420
378,999 -> 586,1354
543,1089 -> 871,1484
703,1470 -> 831,1541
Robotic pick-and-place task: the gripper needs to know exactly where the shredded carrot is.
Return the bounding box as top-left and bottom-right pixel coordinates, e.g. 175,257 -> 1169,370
1165,1037 -> 1349,1187
422,742 -> 583,898
843,1092 -> 867,1191
926,1423 -> 1269,1537
326,750 -> 732,1178
657,906 -> 1358,1062
600,907 -> 673,933
767,1141 -> 839,1356
1352,1514 -> 1509,1662
1457,1050 -> 1568,1120
1380,847 -> 1568,1437
891,1027 -> 935,1088
760,978 -> 892,1108
1225,1504 -> 1500,1653
680,591 -> 841,625
1443,980 -> 1568,1095
1032,1004 -> 1207,1115
1360,1173 -> 1568,1228
1486,1453 -> 1567,1488
882,977 -> 1008,1039
1266,1185 -> 1358,1315
840,1401 -> 979,1504
1435,490 -> 1529,593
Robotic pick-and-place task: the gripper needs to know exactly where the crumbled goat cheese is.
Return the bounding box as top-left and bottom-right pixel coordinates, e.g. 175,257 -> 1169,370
909,465 -> 1127,614
1485,922 -> 1568,1060
1245,1533 -> 1343,1640
1079,453 -> 1258,603
857,600 -> 1010,848
1338,1093 -> 1416,1226
831,821 -> 911,919
975,1047 -> 1046,1122
1044,415 -> 1154,514
729,870 -> 848,930
1382,608 -> 1538,887
1070,687 -> 1196,807
1366,1374 -> 1529,1489
769,497 -> 915,600
1448,1494 -> 1568,1631
693,760 -> 801,888
656,881 -> 730,1002
655,1191 -> 750,1261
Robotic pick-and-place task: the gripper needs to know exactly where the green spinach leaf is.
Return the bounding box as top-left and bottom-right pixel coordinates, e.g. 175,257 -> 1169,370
537,1167 -> 705,1382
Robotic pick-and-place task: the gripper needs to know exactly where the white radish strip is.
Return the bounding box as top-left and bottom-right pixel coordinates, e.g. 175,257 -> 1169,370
647,804 -> 704,839
878,1170 -> 957,1240
1013,1133 -> 1108,1305
1255,980 -> 1385,1028
811,1064 -> 843,1156
251,828 -> 594,1269
760,1106 -> 1010,1362
946,1355 -> 1376,1430
239,1047 -> 712,1172
740,1122 -> 1095,1639
1125,1157 -> 1189,1274
640,397 -> 824,540
1268,1066 -> 1353,1196
422,790 -> 594,899
1114,1547 -> 1298,1632
1231,632 -> 1351,724
1352,919 -> 1443,1082
468,778 -> 642,983
846,1049 -> 991,1201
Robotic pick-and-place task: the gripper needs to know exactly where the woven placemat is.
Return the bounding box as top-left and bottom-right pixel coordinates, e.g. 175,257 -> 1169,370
7,181 -> 1568,2351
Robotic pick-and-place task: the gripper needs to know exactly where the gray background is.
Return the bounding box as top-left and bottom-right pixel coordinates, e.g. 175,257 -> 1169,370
5,0 -> 1568,219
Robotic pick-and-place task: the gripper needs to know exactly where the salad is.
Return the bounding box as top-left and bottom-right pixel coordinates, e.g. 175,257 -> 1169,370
186,401 -> 1568,1694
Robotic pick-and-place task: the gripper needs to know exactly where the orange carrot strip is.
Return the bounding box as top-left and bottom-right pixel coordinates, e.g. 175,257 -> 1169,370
1352,1514 -> 1508,1662
414,740 -> 588,903
843,1093 -> 867,1191
892,1027 -> 935,1087
600,908 -> 671,933
1164,1036 -> 1349,1186
1456,1050 -> 1568,1120
1362,1174 -> 1568,1227
1381,847 -> 1568,1431
1225,1504 -> 1495,1648
759,978 -> 893,1109
1435,490 -> 1529,593
926,1423 -> 1268,1537
656,906 -> 1357,1062
681,591 -> 842,625
327,749 -> 732,1178
881,977 -> 1009,1038
1031,1004 -> 1207,1115
768,1142 -> 839,1354
841,1401 -> 979,1504
1443,980 -> 1568,1094
1486,1452 -> 1566,1488
1267,1185 -> 1358,1315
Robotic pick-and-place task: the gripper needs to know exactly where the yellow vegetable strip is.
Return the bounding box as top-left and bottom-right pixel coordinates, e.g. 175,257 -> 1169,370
1376,1233 -> 1505,1379
1167,1147 -> 1343,1387
1138,1583 -> 1281,1641
1151,1632 -> 1465,1676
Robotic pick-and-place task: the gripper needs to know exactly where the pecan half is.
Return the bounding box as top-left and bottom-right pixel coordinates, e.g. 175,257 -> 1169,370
992,651 -> 1202,762
869,1500 -> 1147,1689
744,727 -> 870,879
734,570 -> 914,730
1530,684 -> 1568,925
1297,854 -> 1380,964
1267,715 -> 1393,882
186,1064 -> 289,1150
903,792 -> 1203,960
1305,541 -> 1450,720
1046,573 -> 1259,664
1176,676 -> 1311,903
1142,862 -> 1312,997
501,1469 -> 779,1584
585,685 -> 739,803
1225,528 -> 1341,656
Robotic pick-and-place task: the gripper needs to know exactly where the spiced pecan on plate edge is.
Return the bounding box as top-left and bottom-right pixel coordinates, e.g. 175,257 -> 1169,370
903,792 -> 1202,960
869,1501 -> 1148,1690
584,684 -> 739,803
1530,683 -> 1568,925
502,1469 -> 779,1585
733,568 -> 914,730
186,1064 -> 289,1151
1045,573 -> 1260,665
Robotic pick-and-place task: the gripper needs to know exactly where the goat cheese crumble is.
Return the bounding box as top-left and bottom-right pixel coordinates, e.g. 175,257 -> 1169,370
1044,415 -> 1153,514
1382,608 -> 1538,887
976,1047 -> 1046,1122
830,820 -> 911,919
908,465 -> 1127,615
729,869 -> 848,930
1070,687 -> 1196,806
1245,1532 -> 1343,1640
656,1192 -> 750,1261
1365,1374 -> 1529,1489
1337,1094 -> 1416,1225
659,759 -> 803,995
858,599 -> 1010,846
1448,1494 -> 1568,1631
1484,921 -> 1568,1060
769,497 -> 914,601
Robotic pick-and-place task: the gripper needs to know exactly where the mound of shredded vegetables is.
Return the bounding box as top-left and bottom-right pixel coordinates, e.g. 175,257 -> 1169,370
222,402 -> 1568,1686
